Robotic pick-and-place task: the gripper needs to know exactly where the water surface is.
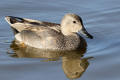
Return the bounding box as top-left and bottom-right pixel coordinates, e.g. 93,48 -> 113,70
0,0 -> 120,80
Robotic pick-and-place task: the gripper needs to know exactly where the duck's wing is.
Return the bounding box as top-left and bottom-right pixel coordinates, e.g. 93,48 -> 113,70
5,16 -> 61,34
41,21 -> 61,32
15,26 -> 63,49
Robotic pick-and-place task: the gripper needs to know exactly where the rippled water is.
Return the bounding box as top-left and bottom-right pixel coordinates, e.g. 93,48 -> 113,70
0,0 -> 120,80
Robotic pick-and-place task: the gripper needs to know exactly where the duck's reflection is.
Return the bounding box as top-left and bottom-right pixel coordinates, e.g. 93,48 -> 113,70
10,40 -> 92,79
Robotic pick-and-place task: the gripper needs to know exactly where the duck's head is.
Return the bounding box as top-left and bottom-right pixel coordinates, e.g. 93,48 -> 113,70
61,13 -> 93,39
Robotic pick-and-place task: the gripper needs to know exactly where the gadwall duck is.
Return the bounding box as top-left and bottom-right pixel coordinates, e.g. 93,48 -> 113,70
5,13 -> 93,51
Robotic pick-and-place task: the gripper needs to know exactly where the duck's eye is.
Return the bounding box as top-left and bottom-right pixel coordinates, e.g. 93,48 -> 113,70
73,21 -> 76,23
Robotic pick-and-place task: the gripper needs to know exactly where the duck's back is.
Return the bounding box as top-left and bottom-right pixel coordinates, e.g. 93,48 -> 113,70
5,16 -> 61,34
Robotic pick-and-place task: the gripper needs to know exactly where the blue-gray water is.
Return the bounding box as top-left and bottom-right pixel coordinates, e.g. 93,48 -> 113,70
0,0 -> 120,80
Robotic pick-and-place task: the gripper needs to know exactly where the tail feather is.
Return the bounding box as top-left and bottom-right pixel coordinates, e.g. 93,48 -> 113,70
5,16 -> 28,33
5,16 -> 24,24
11,27 -> 19,34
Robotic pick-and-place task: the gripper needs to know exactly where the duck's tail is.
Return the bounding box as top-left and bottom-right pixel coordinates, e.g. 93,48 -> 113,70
5,16 -> 27,34
5,16 -> 24,24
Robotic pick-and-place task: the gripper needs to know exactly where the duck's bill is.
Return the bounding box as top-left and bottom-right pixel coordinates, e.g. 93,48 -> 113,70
80,27 -> 93,39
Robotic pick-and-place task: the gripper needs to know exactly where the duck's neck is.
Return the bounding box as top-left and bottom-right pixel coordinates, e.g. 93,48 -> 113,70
61,26 -> 72,36
63,32 -> 81,50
